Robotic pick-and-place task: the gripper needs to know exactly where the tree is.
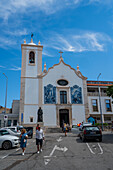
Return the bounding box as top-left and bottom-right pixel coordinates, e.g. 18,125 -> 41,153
106,85 -> 113,98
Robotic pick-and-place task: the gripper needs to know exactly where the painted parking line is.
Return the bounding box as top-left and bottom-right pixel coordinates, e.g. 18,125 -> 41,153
98,143 -> 103,154
86,143 -> 103,155
86,143 -> 95,154
57,137 -> 63,142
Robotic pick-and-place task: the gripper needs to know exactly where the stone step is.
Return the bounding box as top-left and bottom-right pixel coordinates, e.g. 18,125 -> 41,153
45,127 -> 62,133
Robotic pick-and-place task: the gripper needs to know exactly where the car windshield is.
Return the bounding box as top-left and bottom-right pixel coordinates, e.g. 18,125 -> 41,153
10,129 -> 18,133
85,127 -> 99,131
72,125 -> 77,128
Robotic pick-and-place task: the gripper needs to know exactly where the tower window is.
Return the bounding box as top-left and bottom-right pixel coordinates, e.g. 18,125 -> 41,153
29,51 -> 35,63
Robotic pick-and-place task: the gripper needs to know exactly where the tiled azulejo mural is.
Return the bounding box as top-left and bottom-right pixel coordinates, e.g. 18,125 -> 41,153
71,85 -> 82,104
44,84 -> 56,104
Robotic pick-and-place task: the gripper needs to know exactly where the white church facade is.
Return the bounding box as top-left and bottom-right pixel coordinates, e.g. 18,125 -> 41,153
19,38 -> 113,128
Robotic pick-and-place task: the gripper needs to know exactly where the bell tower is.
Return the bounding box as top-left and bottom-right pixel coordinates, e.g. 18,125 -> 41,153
19,38 -> 43,125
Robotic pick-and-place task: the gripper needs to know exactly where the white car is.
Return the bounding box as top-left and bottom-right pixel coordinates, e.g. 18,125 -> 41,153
0,130 -> 19,149
6,126 -> 23,132
71,125 -> 80,135
0,128 -> 21,137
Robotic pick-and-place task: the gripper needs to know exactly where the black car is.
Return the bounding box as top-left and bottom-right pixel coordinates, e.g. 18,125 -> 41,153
79,126 -> 102,142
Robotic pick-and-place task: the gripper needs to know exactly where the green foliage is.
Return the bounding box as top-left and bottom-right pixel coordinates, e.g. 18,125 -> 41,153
95,123 -> 108,126
106,85 -> 113,98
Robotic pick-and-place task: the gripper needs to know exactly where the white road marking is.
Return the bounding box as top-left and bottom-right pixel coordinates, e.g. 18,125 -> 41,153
57,137 -> 63,142
50,145 -> 57,157
44,145 -> 68,165
2,155 -> 9,159
44,156 -> 56,158
86,143 -> 103,155
98,143 -> 103,155
56,146 -> 68,152
44,159 -> 50,165
86,143 -> 95,154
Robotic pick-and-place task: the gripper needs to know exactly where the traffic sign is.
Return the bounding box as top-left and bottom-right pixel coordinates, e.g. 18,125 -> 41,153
4,115 -> 8,121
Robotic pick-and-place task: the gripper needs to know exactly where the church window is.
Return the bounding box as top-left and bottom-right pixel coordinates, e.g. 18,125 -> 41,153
29,51 -> 35,63
57,79 -> 68,86
60,91 -> 67,104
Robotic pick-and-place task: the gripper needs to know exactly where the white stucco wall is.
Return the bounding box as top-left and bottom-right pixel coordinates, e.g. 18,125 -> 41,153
24,105 -> 38,124
72,105 -> 85,125
43,105 -> 56,126
43,62 -> 83,87
25,79 -> 38,104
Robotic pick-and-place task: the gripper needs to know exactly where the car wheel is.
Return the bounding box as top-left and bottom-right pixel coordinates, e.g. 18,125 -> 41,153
2,141 -> 12,150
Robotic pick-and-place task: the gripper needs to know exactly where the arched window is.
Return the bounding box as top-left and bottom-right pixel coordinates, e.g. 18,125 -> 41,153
29,51 -> 35,63
60,91 -> 67,104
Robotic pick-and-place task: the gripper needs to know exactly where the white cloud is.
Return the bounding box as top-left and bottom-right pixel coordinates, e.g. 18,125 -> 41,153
9,66 -> 21,71
0,0 -> 58,21
0,0 -> 113,21
0,37 -> 17,49
0,65 -> 5,68
46,31 -> 111,53
5,28 -> 28,36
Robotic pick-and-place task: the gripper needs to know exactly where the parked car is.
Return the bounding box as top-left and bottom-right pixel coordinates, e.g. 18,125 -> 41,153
71,125 -> 80,135
0,130 -> 19,149
5,126 -> 24,132
0,128 -> 21,137
79,126 -> 102,142
79,123 -> 92,131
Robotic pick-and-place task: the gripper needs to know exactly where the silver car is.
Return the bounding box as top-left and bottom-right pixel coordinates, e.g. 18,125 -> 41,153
0,130 -> 19,149
0,128 -> 21,137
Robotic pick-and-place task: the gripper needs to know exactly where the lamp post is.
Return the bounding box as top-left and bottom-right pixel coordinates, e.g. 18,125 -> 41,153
3,73 -> 8,127
97,73 -> 103,131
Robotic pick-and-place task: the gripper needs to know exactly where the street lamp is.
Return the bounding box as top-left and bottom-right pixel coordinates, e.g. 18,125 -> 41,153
97,73 -> 103,131
3,73 -> 8,127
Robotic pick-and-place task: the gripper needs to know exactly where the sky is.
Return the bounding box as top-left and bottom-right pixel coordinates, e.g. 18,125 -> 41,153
0,0 -> 113,108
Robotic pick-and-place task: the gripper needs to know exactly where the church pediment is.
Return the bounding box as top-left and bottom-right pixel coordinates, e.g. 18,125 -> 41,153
42,59 -> 87,80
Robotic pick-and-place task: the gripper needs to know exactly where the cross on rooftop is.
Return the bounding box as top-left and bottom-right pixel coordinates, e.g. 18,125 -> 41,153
59,51 -> 63,58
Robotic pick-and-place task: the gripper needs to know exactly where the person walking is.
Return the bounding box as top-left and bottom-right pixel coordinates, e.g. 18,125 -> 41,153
36,126 -> 44,154
20,129 -> 28,156
64,122 -> 67,137
36,123 -> 40,130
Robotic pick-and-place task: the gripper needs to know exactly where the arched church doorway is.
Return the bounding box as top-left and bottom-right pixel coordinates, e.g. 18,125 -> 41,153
59,109 -> 69,127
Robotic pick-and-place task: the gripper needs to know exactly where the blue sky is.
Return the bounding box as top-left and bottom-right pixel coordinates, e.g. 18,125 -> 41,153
0,0 -> 113,108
